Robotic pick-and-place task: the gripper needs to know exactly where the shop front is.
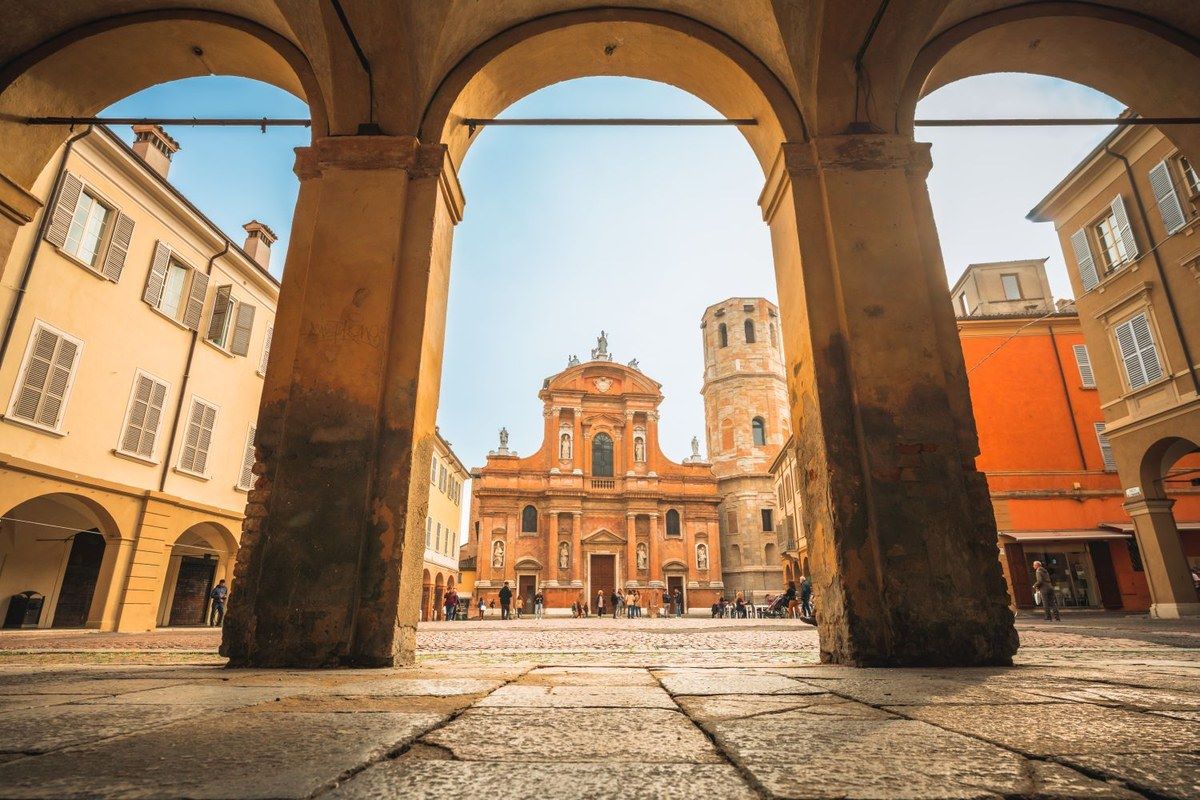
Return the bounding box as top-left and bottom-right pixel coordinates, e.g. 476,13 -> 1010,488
999,530 -> 1141,611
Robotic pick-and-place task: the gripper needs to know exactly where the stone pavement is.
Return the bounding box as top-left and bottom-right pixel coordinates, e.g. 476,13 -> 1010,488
0,616 -> 1197,798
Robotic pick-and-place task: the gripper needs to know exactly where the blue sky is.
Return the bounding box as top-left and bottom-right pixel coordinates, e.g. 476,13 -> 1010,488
105,73 -> 1123,539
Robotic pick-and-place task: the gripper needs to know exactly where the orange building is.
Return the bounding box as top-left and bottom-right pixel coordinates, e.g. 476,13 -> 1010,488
468,334 -> 723,615
955,261 -> 1200,612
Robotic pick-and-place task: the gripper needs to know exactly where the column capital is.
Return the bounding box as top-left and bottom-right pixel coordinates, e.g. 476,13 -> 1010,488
1124,497 -> 1177,515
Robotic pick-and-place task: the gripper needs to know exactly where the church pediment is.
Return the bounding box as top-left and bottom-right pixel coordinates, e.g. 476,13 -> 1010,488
582,528 -> 625,545
514,557 -> 544,571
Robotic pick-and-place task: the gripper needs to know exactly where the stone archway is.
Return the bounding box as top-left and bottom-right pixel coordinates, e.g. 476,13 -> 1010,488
157,521 -> 236,628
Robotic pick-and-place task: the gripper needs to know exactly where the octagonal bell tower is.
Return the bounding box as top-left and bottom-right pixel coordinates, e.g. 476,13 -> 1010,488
701,297 -> 790,601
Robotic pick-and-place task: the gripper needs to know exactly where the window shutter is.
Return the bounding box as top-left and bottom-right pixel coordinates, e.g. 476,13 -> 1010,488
238,424 -> 257,490
1110,195 -> 1139,261
100,213 -> 134,282
45,172 -> 83,249
182,270 -> 209,331
29,333 -> 80,429
1114,319 -> 1146,389
258,325 -> 273,374
120,373 -> 167,458
1094,422 -> 1117,471
1070,229 -> 1100,291
179,399 -> 218,474
143,242 -> 171,307
1129,314 -> 1163,384
206,285 -> 232,342
1072,344 -> 1096,388
195,403 -> 217,474
230,302 -> 256,356
1148,160 -> 1187,235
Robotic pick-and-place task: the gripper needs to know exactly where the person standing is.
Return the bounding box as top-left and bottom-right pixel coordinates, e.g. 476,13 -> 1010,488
673,587 -> 684,617
596,590 -> 606,618
499,582 -> 513,621
443,587 -> 458,622
1032,560 -> 1061,621
477,594 -> 487,620
515,593 -> 526,619
662,589 -> 672,619
612,589 -> 623,619
799,575 -> 813,618
534,590 -> 545,619
208,579 -> 228,627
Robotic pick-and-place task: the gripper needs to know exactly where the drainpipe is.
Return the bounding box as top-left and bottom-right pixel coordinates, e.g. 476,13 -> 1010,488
1104,146 -> 1200,395
158,241 -> 227,492
0,125 -> 93,367
1046,323 -> 1088,470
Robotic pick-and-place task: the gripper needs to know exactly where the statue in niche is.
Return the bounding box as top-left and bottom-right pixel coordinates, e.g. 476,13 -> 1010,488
637,542 -> 648,571
559,541 -> 570,570
634,436 -> 646,463
559,432 -> 572,460
492,540 -> 505,569
498,427 -> 509,448
696,542 -> 709,571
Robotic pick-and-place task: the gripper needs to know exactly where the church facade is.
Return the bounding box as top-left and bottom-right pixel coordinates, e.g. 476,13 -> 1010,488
469,334 -> 724,615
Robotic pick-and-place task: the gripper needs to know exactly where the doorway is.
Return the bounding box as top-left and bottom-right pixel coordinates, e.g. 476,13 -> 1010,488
52,530 -> 105,628
168,556 -> 216,626
517,575 -> 537,614
667,575 -> 685,614
590,553 -> 615,614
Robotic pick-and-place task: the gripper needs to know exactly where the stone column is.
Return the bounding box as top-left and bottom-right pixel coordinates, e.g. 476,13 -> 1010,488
762,134 -> 1016,666
623,411 -> 636,474
221,135 -> 463,668
571,409 -> 584,473
625,513 -> 637,588
1125,498 -> 1200,618
542,406 -> 557,470
570,511 -> 583,587
648,512 -> 661,587
548,511 -> 560,581
647,411 -> 661,473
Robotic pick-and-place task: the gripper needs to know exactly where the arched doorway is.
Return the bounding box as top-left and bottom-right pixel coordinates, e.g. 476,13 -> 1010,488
0,493 -> 119,629
1129,437 -> 1200,617
158,522 -> 235,627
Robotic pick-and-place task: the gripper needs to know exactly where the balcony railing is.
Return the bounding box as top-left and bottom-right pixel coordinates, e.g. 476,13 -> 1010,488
590,477 -> 616,490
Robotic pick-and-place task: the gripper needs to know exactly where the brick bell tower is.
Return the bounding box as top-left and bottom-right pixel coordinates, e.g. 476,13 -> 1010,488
701,297 -> 790,602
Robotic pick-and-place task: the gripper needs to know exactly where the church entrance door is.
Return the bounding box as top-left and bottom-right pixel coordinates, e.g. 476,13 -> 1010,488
517,575 -> 537,614
590,554 -> 615,615
667,575 -> 685,615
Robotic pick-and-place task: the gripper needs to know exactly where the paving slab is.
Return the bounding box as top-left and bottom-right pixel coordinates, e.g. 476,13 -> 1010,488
10,678 -> 188,695
0,702 -> 198,753
0,694 -> 80,712
895,702 -> 1200,755
0,710 -> 444,799
329,677 -> 504,696
654,669 -> 823,696
805,675 -> 1051,706
1056,752 -> 1200,800
1021,683 -> 1200,709
423,708 -> 724,763
676,693 -> 889,723
476,684 -> 676,708
518,666 -> 658,686
706,712 -> 1134,799
326,761 -> 758,799
76,682 -> 307,709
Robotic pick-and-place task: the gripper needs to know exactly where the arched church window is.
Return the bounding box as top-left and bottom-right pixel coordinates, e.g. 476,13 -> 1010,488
592,432 -> 614,477
752,416 -> 766,446
521,505 -> 538,533
744,319 -> 756,343
718,323 -> 728,348
666,509 -> 681,537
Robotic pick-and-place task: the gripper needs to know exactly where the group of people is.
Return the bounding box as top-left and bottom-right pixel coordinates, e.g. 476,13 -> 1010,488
591,587 -> 685,618
708,578 -> 814,620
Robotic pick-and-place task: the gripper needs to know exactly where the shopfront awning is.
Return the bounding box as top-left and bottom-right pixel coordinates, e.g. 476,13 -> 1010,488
999,530 -> 1132,542
1099,521 -> 1200,534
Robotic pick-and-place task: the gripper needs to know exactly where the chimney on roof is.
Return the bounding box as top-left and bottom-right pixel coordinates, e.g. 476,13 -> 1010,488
131,125 -> 180,179
242,220 -> 278,270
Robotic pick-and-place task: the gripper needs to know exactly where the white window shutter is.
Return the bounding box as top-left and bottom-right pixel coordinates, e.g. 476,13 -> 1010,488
1110,195 -> 1139,261
143,242 -> 171,307
1094,422 -> 1117,471
1072,344 -> 1096,388
1115,319 -> 1146,389
1070,228 -> 1100,291
179,399 -> 218,475
258,325 -> 273,374
10,325 -> 80,429
1148,160 -> 1187,235
206,285 -> 232,342
45,173 -> 83,249
238,424 -> 257,490
182,270 -> 209,331
1129,314 -> 1163,383
120,372 -> 167,458
230,302 -> 256,356
34,334 -> 80,429
196,403 -> 217,474
100,212 -> 134,282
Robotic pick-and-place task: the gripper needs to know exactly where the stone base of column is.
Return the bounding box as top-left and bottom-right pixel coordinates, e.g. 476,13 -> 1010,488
1151,602 -> 1200,619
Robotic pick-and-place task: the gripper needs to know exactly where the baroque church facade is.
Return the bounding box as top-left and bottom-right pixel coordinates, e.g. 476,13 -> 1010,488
468,334 -> 724,614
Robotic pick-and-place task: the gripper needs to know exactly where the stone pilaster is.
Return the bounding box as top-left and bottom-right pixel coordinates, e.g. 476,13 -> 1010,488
1125,498 -> 1200,618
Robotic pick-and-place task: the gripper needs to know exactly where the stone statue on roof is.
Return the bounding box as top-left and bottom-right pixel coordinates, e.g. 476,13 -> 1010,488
499,427 -> 509,448
568,354 -> 581,367
590,330 -> 612,361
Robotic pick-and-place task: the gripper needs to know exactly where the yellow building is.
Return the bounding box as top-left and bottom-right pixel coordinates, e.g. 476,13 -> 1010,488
421,428 -> 468,620
769,435 -> 808,590
0,125 -> 277,631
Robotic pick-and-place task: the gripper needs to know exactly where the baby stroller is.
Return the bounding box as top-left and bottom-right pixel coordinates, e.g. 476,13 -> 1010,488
763,593 -> 789,618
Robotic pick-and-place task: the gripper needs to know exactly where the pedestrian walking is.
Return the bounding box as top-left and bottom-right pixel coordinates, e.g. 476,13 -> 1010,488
515,594 -> 526,619
443,587 -> 458,622
1032,561 -> 1061,621
208,579 -> 228,627
799,575 -> 813,618
499,582 -> 513,620
534,590 -> 545,619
